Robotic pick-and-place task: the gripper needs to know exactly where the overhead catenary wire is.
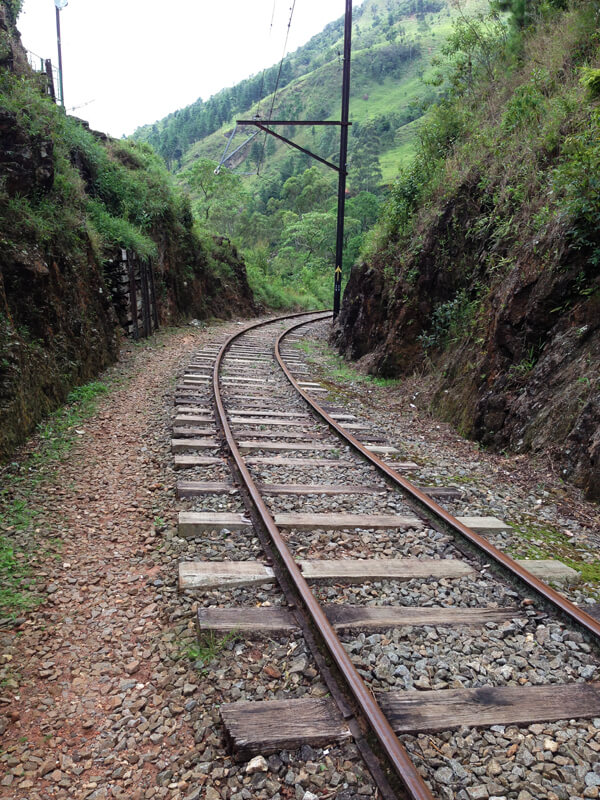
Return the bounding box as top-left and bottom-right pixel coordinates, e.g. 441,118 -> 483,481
216,0 -> 286,176
256,0 -> 278,123
256,0 -> 298,174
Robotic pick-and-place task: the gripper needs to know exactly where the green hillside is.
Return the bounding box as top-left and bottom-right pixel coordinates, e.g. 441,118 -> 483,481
132,0 -> 489,309
134,0 -> 486,184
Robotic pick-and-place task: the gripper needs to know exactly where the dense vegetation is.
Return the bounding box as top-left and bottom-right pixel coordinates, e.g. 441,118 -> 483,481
134,0 -> 482,308
335,0 -> 600,498
369,1 -> 600,270
0,3 -> 254,461
352,0 -> 600,339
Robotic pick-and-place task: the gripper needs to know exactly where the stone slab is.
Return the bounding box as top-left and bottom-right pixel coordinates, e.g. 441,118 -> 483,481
179,560 -> 274,590
171,438 -> 220,452
173,455 -> 224,469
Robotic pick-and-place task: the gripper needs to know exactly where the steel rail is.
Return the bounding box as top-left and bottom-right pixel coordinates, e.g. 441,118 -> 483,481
275,316 -> 600,643
212,312 -> 435,800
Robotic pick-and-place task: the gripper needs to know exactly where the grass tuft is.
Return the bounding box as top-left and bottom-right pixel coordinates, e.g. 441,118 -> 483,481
185,631 -> 241,671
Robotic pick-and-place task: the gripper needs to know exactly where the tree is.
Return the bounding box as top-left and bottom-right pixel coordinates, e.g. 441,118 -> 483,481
250,140 -> 263,169
350,122 -> 383,192
346,192 -> 382,233
282,212 -> 337,261
183,158 -> 248,236
282,211 -> 360,264
282,167 -> 336,215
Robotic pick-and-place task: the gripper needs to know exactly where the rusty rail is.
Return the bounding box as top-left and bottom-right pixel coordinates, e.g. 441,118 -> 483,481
213,311 -> 435,800
275,315 -> 600,644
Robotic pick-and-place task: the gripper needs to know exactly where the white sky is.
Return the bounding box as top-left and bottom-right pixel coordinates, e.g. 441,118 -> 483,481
18,0 -> 363,138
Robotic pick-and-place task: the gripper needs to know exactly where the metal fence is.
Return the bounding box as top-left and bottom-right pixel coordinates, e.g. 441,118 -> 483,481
26,49 -> 62,105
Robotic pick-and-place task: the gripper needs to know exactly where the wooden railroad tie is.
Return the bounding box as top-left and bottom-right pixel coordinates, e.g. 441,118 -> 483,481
227,357 -> 271,364
220,683 -> 600,760
179,557 -> 580,589
233,430 -> 326,440
171,438 -> 220,453
272,512 -> 513,534
173,455 -> 225,469
225,395 -> 287,402
244,457 -> 419,469
237,441 -> 335,453
258,483 -> 387,496
227,409 -> 311,418
197,604 -> 520,636
174,406 -> 213,415
176,481 -> 463,499
243,457 -> 358,467
172,427 -> 217,437
174,397 -> 210,406
173,415 -> 215,425
177,481 -> 238,497
221,377 -> 275,384
229,417 -> 312,425
178,558 -> 474,589
178,512 -> 251,537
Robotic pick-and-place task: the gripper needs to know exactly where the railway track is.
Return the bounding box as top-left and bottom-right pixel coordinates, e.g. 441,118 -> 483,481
172,311 -> 600,800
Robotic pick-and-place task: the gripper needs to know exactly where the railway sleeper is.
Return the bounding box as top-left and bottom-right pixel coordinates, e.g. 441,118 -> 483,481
178,557 -> 580,589
219,683 -> 600,761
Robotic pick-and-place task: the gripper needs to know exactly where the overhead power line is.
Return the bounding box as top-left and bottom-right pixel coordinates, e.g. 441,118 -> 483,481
216,0 -> 298,177
257,0 -> 298,174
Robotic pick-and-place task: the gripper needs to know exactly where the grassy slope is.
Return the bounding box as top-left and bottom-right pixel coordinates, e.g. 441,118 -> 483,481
335,0 -> 600,498
0,14 -> 256,461
176,0 -> 487,185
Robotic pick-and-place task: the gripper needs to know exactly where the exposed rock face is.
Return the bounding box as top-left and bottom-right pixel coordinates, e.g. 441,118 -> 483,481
335,184 -> 600,500
0,109 -> 54,196
0,87 -> 118,458
0,247 -> 120,458
0,11 -> 256,460
0,4 -> 29,74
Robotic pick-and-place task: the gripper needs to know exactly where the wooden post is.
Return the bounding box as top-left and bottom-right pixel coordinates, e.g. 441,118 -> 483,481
125,249 -> 139,340
140,258 -> 151,338
148,261 -> 159,332
44,59 -> 56,102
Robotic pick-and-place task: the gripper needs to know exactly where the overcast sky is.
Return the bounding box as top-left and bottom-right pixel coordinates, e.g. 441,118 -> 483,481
18,0 -> 363,138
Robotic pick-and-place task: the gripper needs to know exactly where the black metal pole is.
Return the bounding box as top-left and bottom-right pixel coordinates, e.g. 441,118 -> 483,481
55,7 -> 65,107
333,0 -> 352,319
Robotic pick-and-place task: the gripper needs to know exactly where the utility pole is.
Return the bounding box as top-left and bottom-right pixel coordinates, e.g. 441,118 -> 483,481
237,0 -> 353,318
333,0 -> 352,318
54,0 -> 67,107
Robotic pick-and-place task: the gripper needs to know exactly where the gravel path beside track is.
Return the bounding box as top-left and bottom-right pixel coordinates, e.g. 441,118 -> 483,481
1,316 -> 600,800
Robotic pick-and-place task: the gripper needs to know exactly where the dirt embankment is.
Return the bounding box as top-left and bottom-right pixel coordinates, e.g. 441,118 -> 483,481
334,178 -> 600,500
0,5 -> 256,460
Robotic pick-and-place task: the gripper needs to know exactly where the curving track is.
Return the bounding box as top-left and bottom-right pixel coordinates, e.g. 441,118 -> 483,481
173,311 -> 600,800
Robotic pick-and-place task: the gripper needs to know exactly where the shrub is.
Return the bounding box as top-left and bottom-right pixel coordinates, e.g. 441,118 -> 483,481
553,107 -> 600,263
580,66 -> 600,98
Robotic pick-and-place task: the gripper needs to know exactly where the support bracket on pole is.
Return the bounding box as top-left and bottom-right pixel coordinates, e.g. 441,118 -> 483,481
237,120 -> 345,173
